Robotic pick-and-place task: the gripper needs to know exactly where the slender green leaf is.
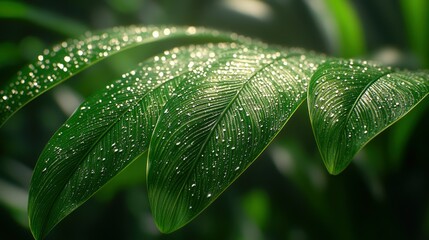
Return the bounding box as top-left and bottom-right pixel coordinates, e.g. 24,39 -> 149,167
401,0 -> 429,67
0,26 -> 239,127
0,1 -> 87,36
147,48 -> 324,232
27,43 -> 235,239
325,0 -> 365,57
303,0 -> 366,57
308,59 -> 429,174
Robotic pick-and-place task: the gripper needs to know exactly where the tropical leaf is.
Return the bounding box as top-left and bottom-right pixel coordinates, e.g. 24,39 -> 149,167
27,43 -> 238,239
3,24 -> 428,240
0,26 -> 239,127
27,40 -> 325,238
147,48 -> 324,232
308,59 -> 429,174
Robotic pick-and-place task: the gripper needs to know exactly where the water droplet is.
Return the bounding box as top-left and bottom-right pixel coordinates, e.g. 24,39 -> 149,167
152,31 -> 159,38
186,26 -> 197,34
207,193 -> 212,198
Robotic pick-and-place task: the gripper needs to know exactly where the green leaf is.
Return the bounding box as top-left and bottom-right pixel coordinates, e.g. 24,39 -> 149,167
401,0 -> 429,67
0,26 -> 239,127
147,47 -> 324,232
303,0 -> 365,57
324,0 -> 365,57
0,1 -> 87,36
308,59 -> 429,174
27,44 -> 230,239
15,24 -> 429,239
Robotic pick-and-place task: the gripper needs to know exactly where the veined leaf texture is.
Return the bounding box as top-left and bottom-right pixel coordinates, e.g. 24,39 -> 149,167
0,26 -> 427,239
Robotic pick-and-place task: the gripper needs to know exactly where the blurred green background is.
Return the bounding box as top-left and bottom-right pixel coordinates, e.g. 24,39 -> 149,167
0,0 -> 428,239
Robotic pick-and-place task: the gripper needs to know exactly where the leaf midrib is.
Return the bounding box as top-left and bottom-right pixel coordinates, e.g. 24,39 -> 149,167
167,53 -> 302,224
0,28 -> 238,128
37,59 -> 204,236
334,66 -> 394,168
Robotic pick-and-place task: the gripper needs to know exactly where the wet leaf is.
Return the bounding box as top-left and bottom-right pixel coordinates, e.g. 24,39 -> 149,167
147,48 -> 324,232
7,24 -> 429,240
27,43 -> 235,239
0,26 -> 239,127
308,59 -> 429,174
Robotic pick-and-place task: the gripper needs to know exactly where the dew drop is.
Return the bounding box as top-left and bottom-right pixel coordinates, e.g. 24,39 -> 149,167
186,26 -> 197,34
152,31 -> 159,38
163,28 -> 171,35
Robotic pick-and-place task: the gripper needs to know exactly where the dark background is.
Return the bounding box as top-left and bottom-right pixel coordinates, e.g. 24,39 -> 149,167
0,0 -> 428,239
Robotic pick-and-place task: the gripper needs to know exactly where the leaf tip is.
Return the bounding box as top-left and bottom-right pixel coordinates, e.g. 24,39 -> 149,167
324,160 -> 346,175
29,224 -> 41,240
328,168 -> 342,176
153,218 -> 181,234
326,161 -> 349,175
150,202 -> 191,234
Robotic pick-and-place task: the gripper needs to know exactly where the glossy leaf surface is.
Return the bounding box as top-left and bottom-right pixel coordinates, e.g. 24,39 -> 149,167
147,48 -> 324,232
5,24 -> 428,240
308,59 -> 429,174
27,44 -> 235,239
0,26 -> 238,127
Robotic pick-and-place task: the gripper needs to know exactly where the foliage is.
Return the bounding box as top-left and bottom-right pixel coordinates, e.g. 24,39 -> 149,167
0,26 -> 428,239
2,1 -> 429,240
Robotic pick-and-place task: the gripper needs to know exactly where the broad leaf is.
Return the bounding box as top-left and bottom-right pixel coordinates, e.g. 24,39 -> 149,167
147,48 -> 324,232
308,59 -> 429,174
14,24 -> 429,240
0,26 -> 239,127
27,43 -> 236,239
